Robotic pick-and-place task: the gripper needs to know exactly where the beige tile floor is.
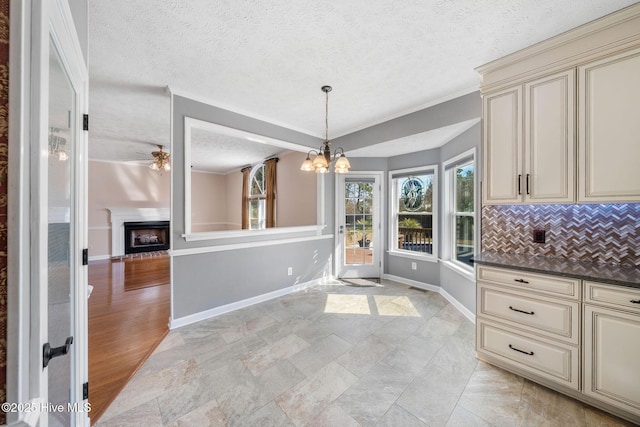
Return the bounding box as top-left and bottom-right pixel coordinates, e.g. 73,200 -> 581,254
96,280 -> 633,427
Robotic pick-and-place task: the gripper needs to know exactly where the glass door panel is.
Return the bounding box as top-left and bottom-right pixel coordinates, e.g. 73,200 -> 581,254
47,38 -> 76,427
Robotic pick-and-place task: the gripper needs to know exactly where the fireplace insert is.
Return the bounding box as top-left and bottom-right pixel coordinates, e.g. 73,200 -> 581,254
123,221 -> 170,254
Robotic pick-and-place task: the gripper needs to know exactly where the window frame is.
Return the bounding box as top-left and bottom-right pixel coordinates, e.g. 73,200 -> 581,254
443,148 -> 477,275
388,165 -> 438,261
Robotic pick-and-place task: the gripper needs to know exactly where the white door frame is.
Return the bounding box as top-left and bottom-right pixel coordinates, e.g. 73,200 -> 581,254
7,0 -> 89,425
334,171 -> 385,279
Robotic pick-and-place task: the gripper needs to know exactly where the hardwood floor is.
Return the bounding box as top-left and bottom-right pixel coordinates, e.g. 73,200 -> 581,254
88,255 -> 171,424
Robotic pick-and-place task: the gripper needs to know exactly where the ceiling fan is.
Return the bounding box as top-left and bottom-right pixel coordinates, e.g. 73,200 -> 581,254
148,145 -> 171,172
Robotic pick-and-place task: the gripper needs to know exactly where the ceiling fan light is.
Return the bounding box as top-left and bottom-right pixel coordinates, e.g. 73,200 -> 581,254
162,162 -> 171,172
58,151 -> 68,161
149,161 -> 159,171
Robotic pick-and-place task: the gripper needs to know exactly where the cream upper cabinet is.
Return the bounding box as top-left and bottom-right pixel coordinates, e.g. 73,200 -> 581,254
477,4 -> 640,205
578,47 -> 640,203
482,86 -> 522,204
482,69 -> 575,205
524,70 -> 575,203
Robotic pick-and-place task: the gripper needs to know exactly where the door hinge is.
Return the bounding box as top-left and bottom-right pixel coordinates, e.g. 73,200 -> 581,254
83,114 -> 89,131
83,382 -> 89,400
82,248 -> 88,266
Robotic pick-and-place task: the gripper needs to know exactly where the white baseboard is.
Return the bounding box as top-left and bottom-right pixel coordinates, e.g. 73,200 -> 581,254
382,273 -> 475,324
88,254 -> 111,262
440,287 -> 475,324
382,274 -> 440,292
169,277 -> 327,329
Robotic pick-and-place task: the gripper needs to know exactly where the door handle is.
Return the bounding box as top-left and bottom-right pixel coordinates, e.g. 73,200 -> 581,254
43,336 -> 73,368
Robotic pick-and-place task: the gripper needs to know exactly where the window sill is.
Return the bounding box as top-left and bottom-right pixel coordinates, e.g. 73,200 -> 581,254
441,259 -> 475,281
182,225 -> 325,242
387,250 -> 438,263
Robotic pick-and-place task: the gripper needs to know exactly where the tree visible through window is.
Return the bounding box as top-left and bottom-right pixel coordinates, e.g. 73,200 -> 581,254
453,162 -> 474,266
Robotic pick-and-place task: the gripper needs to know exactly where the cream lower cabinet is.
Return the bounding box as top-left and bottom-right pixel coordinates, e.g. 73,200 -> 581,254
477,266 -> 640,424
476,266 -> 580,389
583,282 -> 640,417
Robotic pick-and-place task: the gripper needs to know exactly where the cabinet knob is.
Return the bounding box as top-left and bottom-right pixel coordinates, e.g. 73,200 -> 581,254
514,278 -> 529,284
631,299 -> 640,304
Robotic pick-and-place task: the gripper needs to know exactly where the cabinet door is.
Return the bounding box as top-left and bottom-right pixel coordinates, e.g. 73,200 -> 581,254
584,305 -> 640,416
578,48 -> 640,202
524,70 -> 575,203
483,86 -> 522,204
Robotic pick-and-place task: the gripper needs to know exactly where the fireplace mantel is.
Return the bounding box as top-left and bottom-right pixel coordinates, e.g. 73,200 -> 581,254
108,208 -> 170,257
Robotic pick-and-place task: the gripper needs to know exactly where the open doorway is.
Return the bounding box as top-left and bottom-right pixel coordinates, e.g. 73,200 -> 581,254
87,253 -> 170,423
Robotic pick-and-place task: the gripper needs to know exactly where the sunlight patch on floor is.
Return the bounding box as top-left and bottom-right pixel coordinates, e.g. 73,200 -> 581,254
324,294 -> 421,317
324,294 -> 371,314
374,295 -> 421,317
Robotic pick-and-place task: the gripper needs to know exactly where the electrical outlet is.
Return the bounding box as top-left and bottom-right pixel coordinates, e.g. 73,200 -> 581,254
411,262 -> 417,270
533,229 -> 546,243
287,267 -> 293,276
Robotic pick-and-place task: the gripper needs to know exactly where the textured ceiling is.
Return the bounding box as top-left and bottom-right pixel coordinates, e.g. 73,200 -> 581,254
87,0 -> 638,165
190,128 -> 293,174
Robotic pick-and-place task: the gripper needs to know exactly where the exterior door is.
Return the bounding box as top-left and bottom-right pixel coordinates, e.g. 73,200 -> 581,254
336,174 -> 382,278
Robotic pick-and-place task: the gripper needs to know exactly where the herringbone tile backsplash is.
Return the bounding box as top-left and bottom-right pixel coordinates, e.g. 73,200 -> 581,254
481,204 -> 640,267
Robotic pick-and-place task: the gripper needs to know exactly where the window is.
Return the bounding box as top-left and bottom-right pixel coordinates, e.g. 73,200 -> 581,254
389,166 -> 437,257
249,164 -> 266,230
444,150 -> 475,270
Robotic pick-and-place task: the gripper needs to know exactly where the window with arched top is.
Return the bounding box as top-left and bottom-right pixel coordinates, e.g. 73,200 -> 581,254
249,164 -> 266,230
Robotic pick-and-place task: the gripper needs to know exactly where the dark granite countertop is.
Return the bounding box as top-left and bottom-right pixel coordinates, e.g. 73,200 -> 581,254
472,252 -> 640,289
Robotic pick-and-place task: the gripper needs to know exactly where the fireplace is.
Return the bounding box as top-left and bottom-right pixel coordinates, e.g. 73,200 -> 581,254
123,221 -> 170,254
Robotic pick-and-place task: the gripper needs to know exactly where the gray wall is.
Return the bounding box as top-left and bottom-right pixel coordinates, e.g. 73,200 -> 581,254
171,95 -> 332,320
172,238 -> 333,318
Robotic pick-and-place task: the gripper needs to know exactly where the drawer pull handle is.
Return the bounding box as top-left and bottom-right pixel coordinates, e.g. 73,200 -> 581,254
509,306 -> 534,315
509,344 -> 534,356
631,299 -> 640,304
514,279 -> 529,284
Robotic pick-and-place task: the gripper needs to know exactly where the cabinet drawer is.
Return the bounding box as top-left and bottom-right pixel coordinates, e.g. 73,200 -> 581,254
477,265 -> 580,300
478,285 -> 579,344
477,320 -> 579,389
584,282 -> 640,314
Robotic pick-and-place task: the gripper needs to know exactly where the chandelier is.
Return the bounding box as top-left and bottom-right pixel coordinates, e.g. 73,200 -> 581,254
48,127 -> 68,161
149,145 -> 171,172
300,86 -> 350,174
